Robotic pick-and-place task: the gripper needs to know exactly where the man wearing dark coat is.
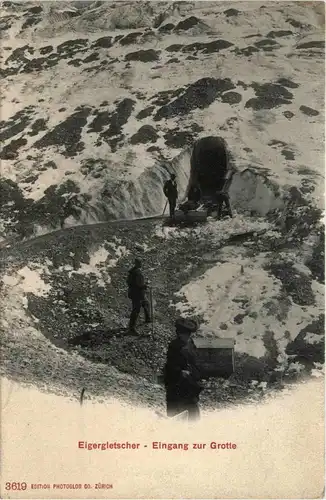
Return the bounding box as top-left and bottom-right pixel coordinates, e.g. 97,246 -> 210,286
127,258 -> 151,334
163,173 -> 178,220
187,185 -> 201,204
163,317 -> 202,421
179,184 -> 202,213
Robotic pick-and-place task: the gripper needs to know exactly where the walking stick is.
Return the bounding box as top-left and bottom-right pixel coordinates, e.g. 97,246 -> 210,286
149,286 -> 154,336
162,200 -> 168,216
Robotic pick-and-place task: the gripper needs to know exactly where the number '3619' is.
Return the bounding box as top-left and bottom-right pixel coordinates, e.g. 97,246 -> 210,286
5,482 -> 27,491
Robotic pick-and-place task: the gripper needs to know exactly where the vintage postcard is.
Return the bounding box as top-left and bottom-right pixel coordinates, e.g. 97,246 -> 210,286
0,1 -> 325,499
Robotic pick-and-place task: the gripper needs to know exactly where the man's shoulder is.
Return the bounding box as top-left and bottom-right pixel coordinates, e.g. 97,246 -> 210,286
134,268 -> 144,280
128,266 -> 141,277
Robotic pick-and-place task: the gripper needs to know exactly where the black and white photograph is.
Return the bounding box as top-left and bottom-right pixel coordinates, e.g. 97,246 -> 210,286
0,1 -> 324,498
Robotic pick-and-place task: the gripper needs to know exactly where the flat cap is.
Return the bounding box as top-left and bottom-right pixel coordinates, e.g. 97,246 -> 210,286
175,317 -> 198,334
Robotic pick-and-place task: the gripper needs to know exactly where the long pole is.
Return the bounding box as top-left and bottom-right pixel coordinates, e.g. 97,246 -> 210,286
149,287 -> 154,336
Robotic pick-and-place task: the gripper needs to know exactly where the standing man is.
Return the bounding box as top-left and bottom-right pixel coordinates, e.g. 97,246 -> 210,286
127,258 -> 151,335
216,191 -> 233,219
187,184 -> 201,205
216,169 -> 233,219
163,317 -> 202,421
163,173 -> 178,220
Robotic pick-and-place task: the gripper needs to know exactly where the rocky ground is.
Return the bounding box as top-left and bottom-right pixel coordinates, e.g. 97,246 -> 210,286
1,1 -> 324,240
1,197 -> 324,409
0,1 -> 324,410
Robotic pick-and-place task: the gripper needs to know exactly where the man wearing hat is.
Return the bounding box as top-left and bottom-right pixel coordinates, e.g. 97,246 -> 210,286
127,258 -> 151,334
163,173 -> 178,220
163,317 -> 202,420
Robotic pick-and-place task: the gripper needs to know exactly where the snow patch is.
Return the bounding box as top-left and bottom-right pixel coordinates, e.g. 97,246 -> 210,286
154,214 -> 270,242
2,265 -> 52,298
173,249 -> 324,360
311,362 -> 324,378
154,225 -> 190,240
64,243 -> 130,286
229,169 -> 284,216
288,362 -> 305,373
89,246 -> 110,267
304,332 -> 323,345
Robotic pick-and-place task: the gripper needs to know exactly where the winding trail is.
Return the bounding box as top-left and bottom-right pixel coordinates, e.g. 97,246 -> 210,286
0,213 -> 168,254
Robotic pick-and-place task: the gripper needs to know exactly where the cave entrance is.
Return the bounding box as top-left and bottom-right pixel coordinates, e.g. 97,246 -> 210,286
189,136 -> 229,198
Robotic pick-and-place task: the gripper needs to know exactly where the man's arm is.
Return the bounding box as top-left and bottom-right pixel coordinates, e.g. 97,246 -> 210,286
184,341 -> 201,381
135,270 -> 147,289
164,343 -> 185,384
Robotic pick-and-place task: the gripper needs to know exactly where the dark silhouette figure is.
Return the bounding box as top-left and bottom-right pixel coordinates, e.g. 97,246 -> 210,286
215,170 -> 234,219
187,185 -> 201,204
179,184 -> 202,213
163,173 -> 178,219
127,258 -> 151,334
163,318 -> 202,421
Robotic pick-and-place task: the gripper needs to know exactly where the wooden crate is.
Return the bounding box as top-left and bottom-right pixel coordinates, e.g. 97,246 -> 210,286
193,337 -> 235,379
174,209 -> 208,223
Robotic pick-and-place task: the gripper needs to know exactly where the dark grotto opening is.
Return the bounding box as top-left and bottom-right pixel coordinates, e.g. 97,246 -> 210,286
189,136 -> 229,197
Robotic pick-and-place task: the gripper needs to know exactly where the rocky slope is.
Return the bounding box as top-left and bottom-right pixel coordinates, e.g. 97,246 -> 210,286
0,1 -> 324,409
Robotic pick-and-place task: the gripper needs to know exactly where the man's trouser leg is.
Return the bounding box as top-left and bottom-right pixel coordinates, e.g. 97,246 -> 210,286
169,198 -> 177,219
166,390 -> 182,417
172,199 -> 177,218
224,194 -> 233,217
168,199 -> 173,218
142,298 -> 151,322
167,398 -> 199,420
216,194 -> 223,219
129,297 -> 141,331
186,400 -> 200,421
